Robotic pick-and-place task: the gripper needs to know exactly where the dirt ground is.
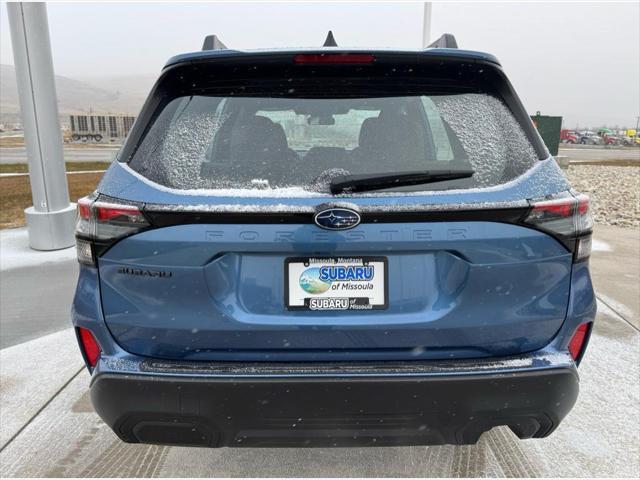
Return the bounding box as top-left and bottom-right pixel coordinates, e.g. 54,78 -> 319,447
0,162 -> 108,174
0,173 -> 102,229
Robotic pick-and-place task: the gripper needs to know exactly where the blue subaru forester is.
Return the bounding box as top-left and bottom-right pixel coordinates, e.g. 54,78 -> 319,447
72,34 -> 596,448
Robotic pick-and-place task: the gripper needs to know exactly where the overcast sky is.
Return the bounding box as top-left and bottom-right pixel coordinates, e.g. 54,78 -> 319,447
1,1 -> 638,128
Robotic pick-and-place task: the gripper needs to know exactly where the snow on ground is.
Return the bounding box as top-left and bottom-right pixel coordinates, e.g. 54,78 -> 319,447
0,228 -> 76,271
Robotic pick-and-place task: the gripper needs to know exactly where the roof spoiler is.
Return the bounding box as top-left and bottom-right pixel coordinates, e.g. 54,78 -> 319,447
202,35 -> 227,51
427,33 -> 458,49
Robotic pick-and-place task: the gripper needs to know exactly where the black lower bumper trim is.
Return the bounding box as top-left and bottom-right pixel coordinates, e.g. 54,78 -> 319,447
91,368 -> 578,448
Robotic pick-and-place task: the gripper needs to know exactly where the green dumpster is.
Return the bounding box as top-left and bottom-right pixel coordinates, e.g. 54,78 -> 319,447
530,112 -> 562,156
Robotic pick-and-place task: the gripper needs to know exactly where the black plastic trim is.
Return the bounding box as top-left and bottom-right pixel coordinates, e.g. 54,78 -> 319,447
91,367 -> 579,448
142,206 -> 530,227
86,199 -> 583,262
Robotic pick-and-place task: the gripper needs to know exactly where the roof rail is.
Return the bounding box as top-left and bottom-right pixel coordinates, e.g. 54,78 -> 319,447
202,35 -> 227,51
323,31 -> 338,47
427,33 -> 458,49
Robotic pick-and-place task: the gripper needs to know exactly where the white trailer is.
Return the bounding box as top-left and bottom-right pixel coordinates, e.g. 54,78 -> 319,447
68,114 -> 136,142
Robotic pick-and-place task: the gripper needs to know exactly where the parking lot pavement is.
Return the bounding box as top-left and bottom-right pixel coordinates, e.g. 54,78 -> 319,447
1,145 -> 637,166
589,225 -> 640,329
559,146 -> 640,163
0,146 -> 118,164
0,228 -> 78,349
0,227 -> 638,477
0,329 -> 83,447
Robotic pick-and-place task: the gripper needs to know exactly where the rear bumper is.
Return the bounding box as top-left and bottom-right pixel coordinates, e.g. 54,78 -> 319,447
91,358 -> 579,448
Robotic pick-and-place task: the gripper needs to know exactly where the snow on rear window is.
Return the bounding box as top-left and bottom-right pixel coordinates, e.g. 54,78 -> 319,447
432,94 -> 537,187
128,94 -> 538,193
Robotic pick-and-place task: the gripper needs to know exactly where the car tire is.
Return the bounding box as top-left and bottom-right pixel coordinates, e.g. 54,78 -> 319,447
94,134 -> 103,142
71,134 -> 80,141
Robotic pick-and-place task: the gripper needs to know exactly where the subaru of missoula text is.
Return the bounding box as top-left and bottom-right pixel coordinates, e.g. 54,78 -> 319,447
72,33 -> 596,448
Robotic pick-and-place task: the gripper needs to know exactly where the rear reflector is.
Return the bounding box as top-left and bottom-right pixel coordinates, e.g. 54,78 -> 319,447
293,53 -> 375,64
568,323 -> 590,361
76,238 -> 94,265
78,327 -> 101,367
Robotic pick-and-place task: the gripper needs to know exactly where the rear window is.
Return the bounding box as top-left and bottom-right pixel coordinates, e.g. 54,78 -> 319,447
128,89 -> 538,193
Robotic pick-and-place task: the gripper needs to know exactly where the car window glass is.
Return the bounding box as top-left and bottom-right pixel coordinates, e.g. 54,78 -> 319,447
129,94 -> 537,192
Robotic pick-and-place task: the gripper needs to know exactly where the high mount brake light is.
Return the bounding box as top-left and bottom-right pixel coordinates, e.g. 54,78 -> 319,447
75,196 -> 149,266
293,53 -> 375,64
524,194 -> 593,262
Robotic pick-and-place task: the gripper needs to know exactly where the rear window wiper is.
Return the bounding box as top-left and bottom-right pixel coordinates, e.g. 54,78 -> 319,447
329,169 -> 475,194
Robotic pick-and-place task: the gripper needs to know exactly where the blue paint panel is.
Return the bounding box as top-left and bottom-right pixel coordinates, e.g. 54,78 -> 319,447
72,258 -> 595,368
98,221 -> 572,361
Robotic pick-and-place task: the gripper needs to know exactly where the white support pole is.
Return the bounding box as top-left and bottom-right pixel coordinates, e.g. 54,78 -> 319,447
422,2 -> 432,48
7,2 -> 76,250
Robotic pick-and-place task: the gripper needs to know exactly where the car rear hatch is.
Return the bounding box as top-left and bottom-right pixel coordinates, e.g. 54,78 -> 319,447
83,50 -> 589,361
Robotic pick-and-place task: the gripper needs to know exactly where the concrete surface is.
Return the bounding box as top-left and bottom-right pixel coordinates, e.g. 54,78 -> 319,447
0,261 -> 78,348
589,225 -> 640,329
0,329 -> 82,447
0,146 -> 118,164
1,228 -> 77,349
0,227 -> 638,477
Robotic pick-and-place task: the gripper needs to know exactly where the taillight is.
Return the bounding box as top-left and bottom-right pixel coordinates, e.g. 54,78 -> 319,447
524,193 -> 593,262
77,197 -> 92,220
568,322 -> 591,362
75,195 -> 149,266
78,327 -> 101,368
293,53 -> 375,64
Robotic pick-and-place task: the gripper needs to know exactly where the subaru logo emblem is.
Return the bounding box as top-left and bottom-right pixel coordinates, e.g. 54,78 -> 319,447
314,208 -> 361,230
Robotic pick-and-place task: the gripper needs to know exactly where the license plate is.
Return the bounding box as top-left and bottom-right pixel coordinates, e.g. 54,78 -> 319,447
285,257 -> 388,311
